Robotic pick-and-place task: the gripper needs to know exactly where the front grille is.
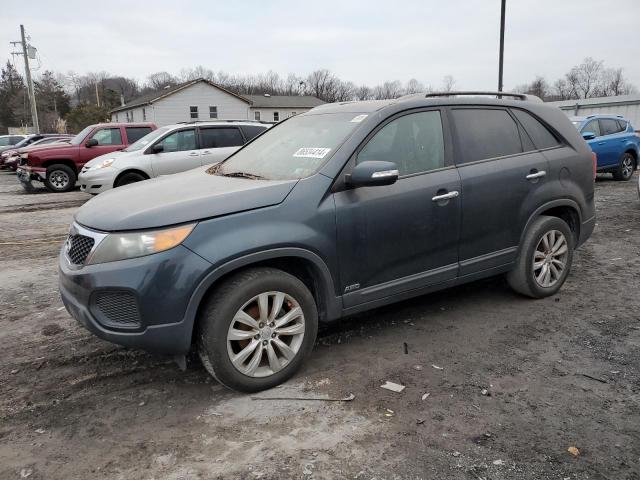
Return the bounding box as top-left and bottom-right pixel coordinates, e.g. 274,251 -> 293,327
67,234 -> 95,265
19,158 -> 27,166
93,291 -> 141,328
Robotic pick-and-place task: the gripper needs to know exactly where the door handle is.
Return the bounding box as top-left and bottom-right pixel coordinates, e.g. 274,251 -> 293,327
188,152 -> 199,156
598,142 -> 606,145
202,150 -> 211,154
526,170 -> 546,180
431,191 -> 459,202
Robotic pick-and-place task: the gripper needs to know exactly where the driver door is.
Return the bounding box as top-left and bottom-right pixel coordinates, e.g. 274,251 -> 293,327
149,128 -> 200,176
79,127 -> 125,167
333,109 -> 461,308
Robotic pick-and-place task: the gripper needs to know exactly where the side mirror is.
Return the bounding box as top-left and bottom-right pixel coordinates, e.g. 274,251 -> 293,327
151,144 -> 164,154
346,161 -> 399,188
582,131 -> 596,140
85,138 -> 98,148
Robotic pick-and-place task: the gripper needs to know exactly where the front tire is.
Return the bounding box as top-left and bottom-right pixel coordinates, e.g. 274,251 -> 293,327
507,216 -> 574,298
612,152 -> 635,181
115,171 -> 146,188
197,267 -> 318,392
44,164 -> 76,192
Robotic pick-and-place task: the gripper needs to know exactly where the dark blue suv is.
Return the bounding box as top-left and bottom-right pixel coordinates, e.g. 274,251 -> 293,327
59,92 -> 596,392
572,114 -> 639,181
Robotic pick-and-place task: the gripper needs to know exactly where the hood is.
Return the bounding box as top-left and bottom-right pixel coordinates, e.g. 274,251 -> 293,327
21,143 -> 75,154
75,166 -> 298,231
83,149 -> 129,169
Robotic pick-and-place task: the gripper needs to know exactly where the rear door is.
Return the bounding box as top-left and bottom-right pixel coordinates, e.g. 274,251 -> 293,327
198,126 -> 246,166
124,126 -> 153,145
449,107 -> 549,276
149,127 -> 200,176
596,118 -> 626,167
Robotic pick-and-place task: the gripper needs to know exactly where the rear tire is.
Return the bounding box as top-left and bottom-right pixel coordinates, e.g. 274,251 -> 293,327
115,171 -> 146,188
612,152 -> 635,181
44,164 -> 76,192
507,216 -> 574,298
197,267 -> 318,392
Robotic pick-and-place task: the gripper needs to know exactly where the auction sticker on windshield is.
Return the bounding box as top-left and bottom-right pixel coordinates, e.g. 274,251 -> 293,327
293,147 -> 331,159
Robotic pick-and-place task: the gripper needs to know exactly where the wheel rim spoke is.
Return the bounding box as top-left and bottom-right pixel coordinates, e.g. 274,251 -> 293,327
272,338 -> 296,361
258,293 -> 269,322
274,306 -> 302,328
232,339 -> 260,367
269,292 -> 285,322
244,343 -> 264,375
234,310 -> 259,329
228,327 -> 258,341
276,322 -> 305,336
266,343 -> 282,373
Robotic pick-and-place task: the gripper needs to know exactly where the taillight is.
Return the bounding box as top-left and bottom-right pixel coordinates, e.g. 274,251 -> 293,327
592,152 -> 597,180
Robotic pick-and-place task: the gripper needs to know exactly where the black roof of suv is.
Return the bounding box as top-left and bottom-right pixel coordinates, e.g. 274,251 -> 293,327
60,91 -> 596,392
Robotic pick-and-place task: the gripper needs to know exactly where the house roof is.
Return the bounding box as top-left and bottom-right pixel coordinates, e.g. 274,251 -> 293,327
546,94 -> 640,109
110,79 -> 251,113
244,94 -> 325,109
111,79 -> 325,113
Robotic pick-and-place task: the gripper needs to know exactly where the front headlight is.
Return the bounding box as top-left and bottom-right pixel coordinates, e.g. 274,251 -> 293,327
87,223 -> 196,265
93,158 -> 115,170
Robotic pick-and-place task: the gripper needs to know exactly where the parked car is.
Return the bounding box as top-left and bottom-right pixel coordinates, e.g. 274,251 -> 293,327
0,133 -> 57,157
78,121 -> 270,194
16,123 -> 157,192
0,134 -> 27,150
1,136 -> 73,171
571,114 -> 639,181
59,92 -> 595,392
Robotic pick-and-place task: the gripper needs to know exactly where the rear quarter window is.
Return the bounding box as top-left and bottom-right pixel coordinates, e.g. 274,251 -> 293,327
511,109 -> 561,150
451,108 -> 523,164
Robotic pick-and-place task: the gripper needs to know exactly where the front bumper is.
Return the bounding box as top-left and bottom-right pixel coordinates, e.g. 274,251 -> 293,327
59,242 -> 212,354
79,168 -> 117,194
17,166 -> 46,183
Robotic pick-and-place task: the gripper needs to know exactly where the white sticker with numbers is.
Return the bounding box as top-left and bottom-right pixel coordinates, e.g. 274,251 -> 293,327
293,147 -> 332,159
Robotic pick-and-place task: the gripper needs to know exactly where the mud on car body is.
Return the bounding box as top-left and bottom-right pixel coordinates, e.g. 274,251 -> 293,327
59,92 -> 595,392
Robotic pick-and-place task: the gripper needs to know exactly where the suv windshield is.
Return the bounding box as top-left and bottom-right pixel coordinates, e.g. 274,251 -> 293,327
123,126 -> 172,152
214,113 -> 361,180
70,126 -> 95,145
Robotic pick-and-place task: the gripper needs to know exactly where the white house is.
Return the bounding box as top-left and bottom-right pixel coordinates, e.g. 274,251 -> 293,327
547,94 -> 640,127
110,79 -> 325,126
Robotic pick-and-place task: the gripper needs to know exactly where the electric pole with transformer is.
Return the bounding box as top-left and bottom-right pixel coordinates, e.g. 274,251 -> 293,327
10,24 -> 39,133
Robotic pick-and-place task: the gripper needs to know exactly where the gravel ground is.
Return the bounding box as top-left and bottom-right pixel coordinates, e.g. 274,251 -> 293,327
0,171 -> 638,480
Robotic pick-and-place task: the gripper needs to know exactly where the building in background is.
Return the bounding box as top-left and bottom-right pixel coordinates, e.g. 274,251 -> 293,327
110,78 -> 324,126
547,94 -> 640,128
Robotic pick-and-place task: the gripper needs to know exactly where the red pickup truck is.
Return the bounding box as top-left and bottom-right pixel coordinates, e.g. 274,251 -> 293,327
17,122 -> 157,193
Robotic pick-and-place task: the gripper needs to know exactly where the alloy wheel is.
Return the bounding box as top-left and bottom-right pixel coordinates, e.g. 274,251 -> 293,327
622,155 -> 634,179
532,230 -> 568,288
226,291 -> 305,378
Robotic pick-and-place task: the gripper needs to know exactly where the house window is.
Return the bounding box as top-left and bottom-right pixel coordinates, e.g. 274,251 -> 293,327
190,106 -> 198,119
254,111 -> 261,121
209,106 -> 218,119
273,111 -> 279,122
142,108 -> 146,121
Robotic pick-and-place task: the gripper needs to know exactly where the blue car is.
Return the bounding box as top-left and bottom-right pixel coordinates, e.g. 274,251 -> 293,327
572,115 -> 640,181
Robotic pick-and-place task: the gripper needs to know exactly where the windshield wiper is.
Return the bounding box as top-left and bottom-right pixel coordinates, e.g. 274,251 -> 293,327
221,171 -> 266,180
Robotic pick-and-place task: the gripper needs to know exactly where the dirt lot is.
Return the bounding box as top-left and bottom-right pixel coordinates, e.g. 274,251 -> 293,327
0,171 -> 638,480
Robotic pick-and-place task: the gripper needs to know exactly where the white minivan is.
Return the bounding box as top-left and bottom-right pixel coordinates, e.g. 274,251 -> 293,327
79,121 -> 270,194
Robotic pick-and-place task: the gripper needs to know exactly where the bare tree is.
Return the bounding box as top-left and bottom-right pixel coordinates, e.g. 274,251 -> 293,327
373,80 -> 403,99
146,71 -> 179,91
355,85 -> 373,100
441,75 -> 456,92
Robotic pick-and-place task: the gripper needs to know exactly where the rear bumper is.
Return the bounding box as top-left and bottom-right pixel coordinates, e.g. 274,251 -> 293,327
59,244 -> 212,354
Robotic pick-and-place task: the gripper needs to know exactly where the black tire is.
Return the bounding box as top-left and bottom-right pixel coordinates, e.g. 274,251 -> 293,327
197,267 -> 318,392
612,152 -> 635,181
44,164 -> 76,192
507,216 -> 574,298
115,171 -> 146,188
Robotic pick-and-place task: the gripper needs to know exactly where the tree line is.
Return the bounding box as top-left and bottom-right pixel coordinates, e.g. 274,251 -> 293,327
0,56 -> 636,134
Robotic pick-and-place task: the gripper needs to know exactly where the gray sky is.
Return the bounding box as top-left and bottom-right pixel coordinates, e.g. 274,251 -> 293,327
2,0 -> 639,91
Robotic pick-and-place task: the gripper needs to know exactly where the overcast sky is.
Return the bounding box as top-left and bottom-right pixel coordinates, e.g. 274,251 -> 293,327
2,0 -> 639,91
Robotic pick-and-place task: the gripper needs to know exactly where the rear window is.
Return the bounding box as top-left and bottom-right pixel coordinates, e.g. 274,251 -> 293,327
451,108 -> 522,164
511,109 -> 561,150
240,125 -> 268,141
126,127 -> 152,144
199,127 -> 245,148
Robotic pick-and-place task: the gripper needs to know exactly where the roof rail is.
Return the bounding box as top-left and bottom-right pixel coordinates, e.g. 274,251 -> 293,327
424,91 -> 541,102
175,119 -> 272,125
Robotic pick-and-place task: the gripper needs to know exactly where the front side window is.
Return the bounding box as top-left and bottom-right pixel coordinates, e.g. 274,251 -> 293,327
209,106 -> 218,119
71,126 -> 94,145
89,128 -> 123,146
273,112 -> 280,122
157,128 -> 196,153
512,109 -> 561,150
190,106 -> 198,119
200,127 -> 244,148
357,111 -> 445,176
451,108 -> 522,164
215,113 -> 360,180
583,120 -> 601,137
254,111 -> 261,121
126,127 -> 152,144
600,118 -> 624,136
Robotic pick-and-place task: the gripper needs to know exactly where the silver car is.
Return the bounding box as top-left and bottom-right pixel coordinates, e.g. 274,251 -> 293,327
79,121 -> 270,194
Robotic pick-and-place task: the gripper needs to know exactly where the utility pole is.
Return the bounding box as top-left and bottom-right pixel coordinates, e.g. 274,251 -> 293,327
10,25 -> 39,133
498,0 -> 506,93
